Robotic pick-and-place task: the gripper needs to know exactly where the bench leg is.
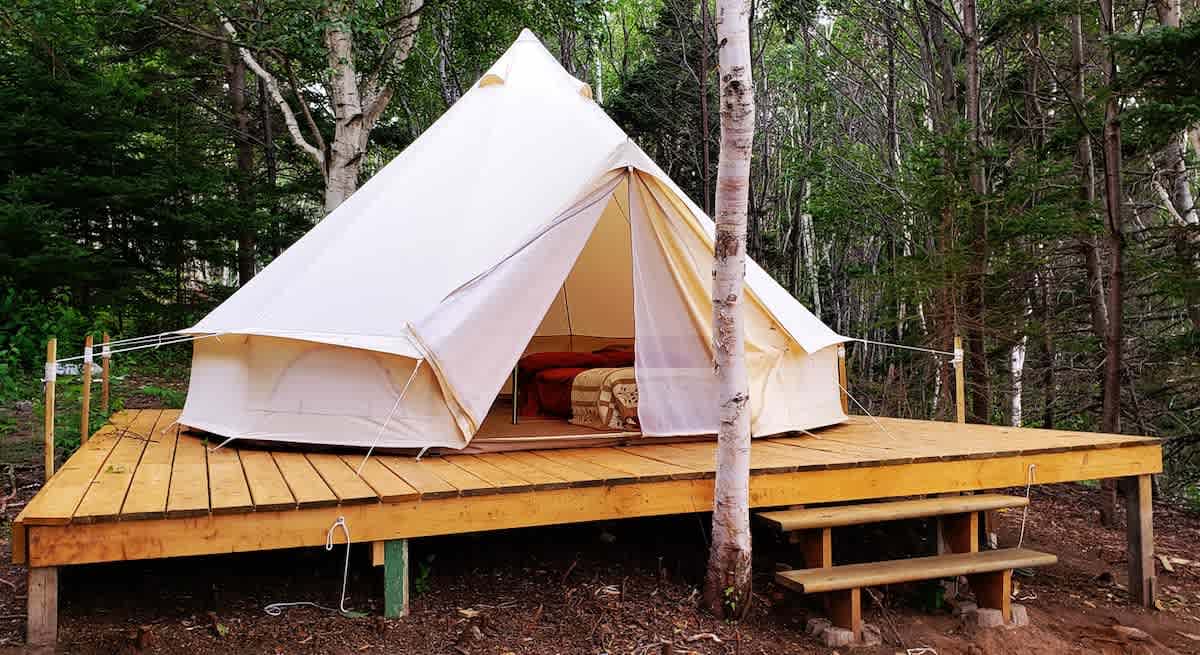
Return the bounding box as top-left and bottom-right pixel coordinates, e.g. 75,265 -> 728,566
27,566 -> 58,648
383,539 -> 409,618
1123,474 -> 1157,608
938,512 -> 979,554
828,588 -> 862,640
969,570 -> 1011,622
795,527 -> 832,569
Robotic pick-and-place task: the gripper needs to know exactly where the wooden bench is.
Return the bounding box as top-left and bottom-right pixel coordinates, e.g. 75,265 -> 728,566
760,494 -> 1049,641
776,548 -> 1057,638
758,494 -> 1028,570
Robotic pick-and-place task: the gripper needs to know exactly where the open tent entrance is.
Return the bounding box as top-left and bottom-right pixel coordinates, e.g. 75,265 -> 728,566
473,177 -> 641,450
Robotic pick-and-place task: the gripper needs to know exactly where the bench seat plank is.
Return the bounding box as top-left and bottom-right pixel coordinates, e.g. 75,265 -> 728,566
758,494 -> 1027,532
776,548 -> 1056,594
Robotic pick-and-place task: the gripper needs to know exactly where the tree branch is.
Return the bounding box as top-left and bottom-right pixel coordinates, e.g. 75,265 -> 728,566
217,13 -> 325,177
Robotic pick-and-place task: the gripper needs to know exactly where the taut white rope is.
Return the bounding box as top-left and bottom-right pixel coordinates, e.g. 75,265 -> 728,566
850,337 -> 956,359
355,359 -> 424,475
837,381 -> 897,440
53,333 -> 222,363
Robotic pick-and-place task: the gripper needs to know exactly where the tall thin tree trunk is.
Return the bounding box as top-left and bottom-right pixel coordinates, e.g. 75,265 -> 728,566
1069,14 -> 1108,342
224,40 -> 256,285
258,75 -> 280,257
1098,0 -> 1125,526
962,0 -> 989,423
703,0 -> 755,620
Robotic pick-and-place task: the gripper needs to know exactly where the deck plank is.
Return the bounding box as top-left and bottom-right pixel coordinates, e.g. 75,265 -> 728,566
306,454 -> 377,504
207,446 -> 253,515
121,425 -> 180,520
236,450 -> 295,511
18,410 -> 142,526
272,452 -> 337,508
447,456 -> 534,493
530,448 -> 635,483
166,432 -> 210,517
376,456 -> 459,499
496,450 -> 601,487
73,409 -> 164,522
569,447 -> 698,481
486,453 -> 572,489
417,458 -> 493,496
339,455 -> 419,503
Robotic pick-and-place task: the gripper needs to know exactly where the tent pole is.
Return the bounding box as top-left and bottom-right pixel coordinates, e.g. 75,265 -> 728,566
511,366 -> 519,425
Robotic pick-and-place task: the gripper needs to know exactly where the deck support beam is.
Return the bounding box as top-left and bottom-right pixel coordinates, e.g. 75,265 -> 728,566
27,566 -> 57,648
383,539 -> 409,618
1122,474 -> 1156,607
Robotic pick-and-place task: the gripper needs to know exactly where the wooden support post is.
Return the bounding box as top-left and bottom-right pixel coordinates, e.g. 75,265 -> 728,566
938,512 -> 979,554
969,569 -> 1012,622
81,334 -> 93,444
371,541 -> 385,567
828,587 -> 862,640
27,567 -> 58,647
383,539 -> 409,618
794,527 -> 832,569
953,335 -> 966,424
43,339 -> 56,481
837,344 -> 849,413
100,333 -> 110,415
1123,474 -> 1157,607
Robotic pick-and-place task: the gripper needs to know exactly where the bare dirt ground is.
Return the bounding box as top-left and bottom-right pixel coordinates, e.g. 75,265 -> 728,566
2,405 -> 1199,654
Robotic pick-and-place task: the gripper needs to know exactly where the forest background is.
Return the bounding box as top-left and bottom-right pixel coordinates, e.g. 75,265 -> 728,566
1,0 -> 1197,508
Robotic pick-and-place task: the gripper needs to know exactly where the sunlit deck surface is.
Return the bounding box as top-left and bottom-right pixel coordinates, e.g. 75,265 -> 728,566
13,408 -> 1161,568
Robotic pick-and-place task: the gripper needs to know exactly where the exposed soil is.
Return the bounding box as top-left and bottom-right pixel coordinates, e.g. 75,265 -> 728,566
2,412 -> 1199,654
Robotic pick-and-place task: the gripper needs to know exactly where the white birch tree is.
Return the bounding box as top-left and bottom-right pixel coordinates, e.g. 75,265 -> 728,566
702,0 -> 755,620
217,0 -> 423,214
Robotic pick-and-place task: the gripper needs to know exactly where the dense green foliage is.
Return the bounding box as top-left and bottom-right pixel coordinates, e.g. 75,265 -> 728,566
0,0 -> 1196,492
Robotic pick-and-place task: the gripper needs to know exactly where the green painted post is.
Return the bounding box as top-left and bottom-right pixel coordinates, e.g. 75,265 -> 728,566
383,539 -> 409,618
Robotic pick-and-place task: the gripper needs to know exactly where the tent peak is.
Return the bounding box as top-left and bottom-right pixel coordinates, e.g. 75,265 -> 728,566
516,28 -> 539,43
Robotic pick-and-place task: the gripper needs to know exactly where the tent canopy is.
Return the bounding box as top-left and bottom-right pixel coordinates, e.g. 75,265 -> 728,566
180,30 -> 847,451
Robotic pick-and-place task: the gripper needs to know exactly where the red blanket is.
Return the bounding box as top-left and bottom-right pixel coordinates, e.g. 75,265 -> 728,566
517,349 -> 634,418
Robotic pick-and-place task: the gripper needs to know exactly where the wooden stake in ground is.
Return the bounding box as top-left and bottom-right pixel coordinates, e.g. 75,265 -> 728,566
81,334 -> 93,445
101,333 -> 110,415
703,0 -> 755,620
954,335 -> 966,424
44,338 -> 56,481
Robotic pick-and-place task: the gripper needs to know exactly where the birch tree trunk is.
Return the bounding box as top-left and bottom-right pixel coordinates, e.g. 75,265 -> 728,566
1151,0 -> 1200,330
703,0 -> 755,620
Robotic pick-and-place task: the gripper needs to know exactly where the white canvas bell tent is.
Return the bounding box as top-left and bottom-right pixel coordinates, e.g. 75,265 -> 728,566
178,29 -> 848,452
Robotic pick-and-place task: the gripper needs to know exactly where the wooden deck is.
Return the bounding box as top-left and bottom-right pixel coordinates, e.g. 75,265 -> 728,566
13,408 -> 1161,569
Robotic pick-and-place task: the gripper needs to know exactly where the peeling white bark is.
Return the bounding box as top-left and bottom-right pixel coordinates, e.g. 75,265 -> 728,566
703,0 -> 755,620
